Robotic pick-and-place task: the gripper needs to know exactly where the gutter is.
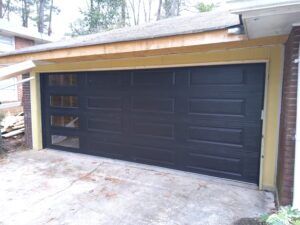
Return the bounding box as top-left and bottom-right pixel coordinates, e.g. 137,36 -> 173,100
294,45 -> 300,209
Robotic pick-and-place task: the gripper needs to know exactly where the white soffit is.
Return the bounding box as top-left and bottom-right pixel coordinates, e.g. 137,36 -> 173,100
228,0 -> 300,39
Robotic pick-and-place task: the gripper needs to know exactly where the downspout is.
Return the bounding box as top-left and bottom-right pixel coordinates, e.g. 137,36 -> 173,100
294,44 -> 300,209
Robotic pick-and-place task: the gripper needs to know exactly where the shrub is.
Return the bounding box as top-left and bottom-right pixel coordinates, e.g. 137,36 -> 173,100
0,112 -> 4,124
261,206 -> 300,225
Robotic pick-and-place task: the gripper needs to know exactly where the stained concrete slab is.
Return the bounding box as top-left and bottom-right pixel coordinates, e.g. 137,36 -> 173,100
0,149 -> 275,225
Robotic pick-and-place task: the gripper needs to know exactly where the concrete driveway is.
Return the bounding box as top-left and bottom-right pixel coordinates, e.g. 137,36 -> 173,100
0,149 -> 274,225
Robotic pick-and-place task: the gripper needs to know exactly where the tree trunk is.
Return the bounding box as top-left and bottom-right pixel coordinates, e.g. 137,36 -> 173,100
21,0 -> 29,27
128,0 -> 137,25
5,0 -> 10,20
37,0 -> 46,33
148,0 -> 152,22
136,0 -> 141,25
157,0 -> 162,20
47,0 -> 53,36
143,0 -> 147,22
121,0 -> 126,26
0,0 -> 3,18
90,0 -> 94,10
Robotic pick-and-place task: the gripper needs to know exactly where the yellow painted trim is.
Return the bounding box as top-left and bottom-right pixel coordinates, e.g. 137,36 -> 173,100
262,46 -> 283,190
30,43 -> 283,190
30,72 -> 43,150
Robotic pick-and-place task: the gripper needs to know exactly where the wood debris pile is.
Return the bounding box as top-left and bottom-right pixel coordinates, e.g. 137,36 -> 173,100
1,112 -> 25,138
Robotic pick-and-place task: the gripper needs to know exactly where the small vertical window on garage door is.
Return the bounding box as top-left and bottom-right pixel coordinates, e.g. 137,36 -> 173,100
42,73 -> 81,150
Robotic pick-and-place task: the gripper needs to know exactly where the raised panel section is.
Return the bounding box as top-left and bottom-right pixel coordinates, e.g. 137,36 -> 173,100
131,70 -> 175,86
133,122 -> 174,139
87,72 -> 124,87
131,97 -> 175,113
189,98 -> 245,116
188,126 -> 243,145
88,118 -> 122,133
87,141 -> 126,158
190,67 -> 244,85
132,146 -> 175,166
187,153 -> 242,175
87,97 -> 122,110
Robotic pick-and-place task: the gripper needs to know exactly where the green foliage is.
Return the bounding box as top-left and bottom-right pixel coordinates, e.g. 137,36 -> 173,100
196,2 -> 215,13
163,0 -> 181,18
261,206 -> 300,225
71,0 -> 126,36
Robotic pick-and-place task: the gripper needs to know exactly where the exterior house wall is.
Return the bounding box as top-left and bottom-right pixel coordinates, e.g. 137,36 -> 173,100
277,26 -> 300,205
15,37 -> 34,50
0,36 -> 35,120
15,37 -> 34,148
15,37 -> 35,104
23,73 -> 32,148
30,42 -> 284,190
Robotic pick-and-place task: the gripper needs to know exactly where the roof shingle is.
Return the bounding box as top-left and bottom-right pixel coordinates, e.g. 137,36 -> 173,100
0,10 -> 240,57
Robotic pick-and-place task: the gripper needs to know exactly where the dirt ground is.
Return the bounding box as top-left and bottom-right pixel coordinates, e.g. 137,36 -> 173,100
0,134 -> 28,155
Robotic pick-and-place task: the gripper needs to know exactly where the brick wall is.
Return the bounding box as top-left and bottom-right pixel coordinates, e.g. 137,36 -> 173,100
15,37 -> 35,148
22,74 -> 32,148
15,37 -> 34,50
277,26 -> 300,205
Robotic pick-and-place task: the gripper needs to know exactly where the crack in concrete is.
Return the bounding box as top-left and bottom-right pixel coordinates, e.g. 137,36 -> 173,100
1,162 -> 105,223
31,162 -> 104,205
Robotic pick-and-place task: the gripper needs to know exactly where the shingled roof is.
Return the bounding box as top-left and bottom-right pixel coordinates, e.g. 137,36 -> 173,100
0,10 -> 240,57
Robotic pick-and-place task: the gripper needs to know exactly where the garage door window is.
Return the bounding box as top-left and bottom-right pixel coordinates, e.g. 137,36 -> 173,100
48,74 -> 77,86
51,115 -> 79,128
51,135 -> 79,148
50,96 -> 78,108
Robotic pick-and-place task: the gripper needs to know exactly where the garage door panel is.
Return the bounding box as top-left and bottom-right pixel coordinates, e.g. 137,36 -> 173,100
186,86 -> 264,96
186,153 -> 243,177
187,96 -> 263,117
243,127 -> 264,150
243,154 -> 260,181
188,98 -> 245,116
131,145 -> 176,167
131,121 -> 175,139
188,126 -> 243,145
131,97 -> 175,113
130,112 -> 177,121
131,70 -> 176,87
189,66 -> 245,85
86,96 -> 123,111
127,134 -> 178,150
85,140 -> 129,159
185,126 -> 261,151
87,71 -> 131,88
184,116 -> 261,129
87,118 -> 123,134
42,64 -> 265,184
186,141 -> 243,159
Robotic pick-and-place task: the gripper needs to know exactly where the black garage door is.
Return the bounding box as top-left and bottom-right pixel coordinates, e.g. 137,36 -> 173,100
41,63 -> 265,184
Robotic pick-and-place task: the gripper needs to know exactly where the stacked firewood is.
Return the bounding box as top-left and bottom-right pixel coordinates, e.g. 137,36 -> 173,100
1,112 -> 25,138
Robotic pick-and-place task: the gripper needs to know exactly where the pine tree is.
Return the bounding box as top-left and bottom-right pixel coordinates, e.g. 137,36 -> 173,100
33,0 -> 59,34
71,0 -> 126,36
